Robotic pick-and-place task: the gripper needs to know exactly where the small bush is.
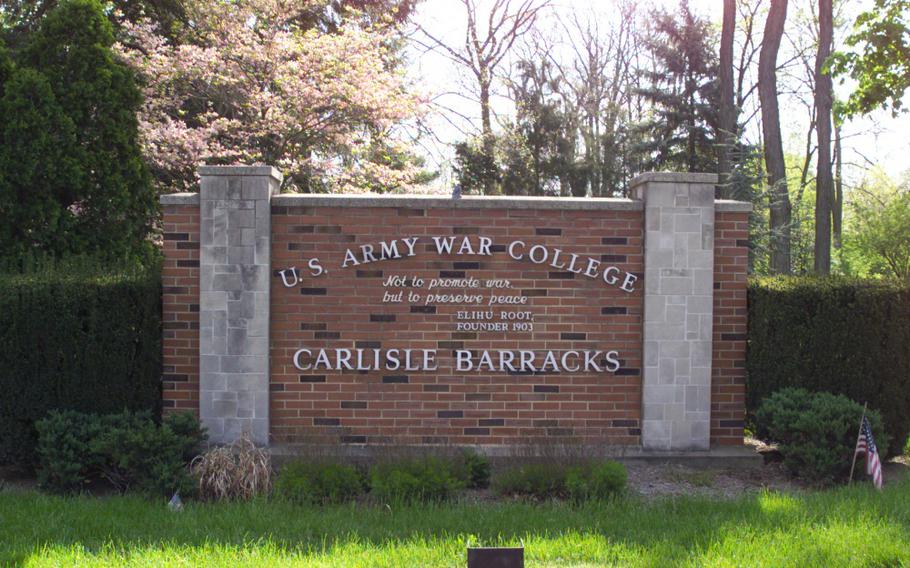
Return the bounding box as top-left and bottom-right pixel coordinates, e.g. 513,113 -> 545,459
35,410 -> 204,495
453,449 -> 491,489
492,464 -> 567,499
191,434 -> 271,502
370,457 -> 464,503
274,461 -> 364,505
91,411 -> 203,496
565,461 -> 627,501
34,410 -> 104,492
756,388 -> 889,484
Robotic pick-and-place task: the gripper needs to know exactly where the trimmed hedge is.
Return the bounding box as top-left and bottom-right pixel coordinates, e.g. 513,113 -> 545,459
0,258 -> 161,465
748,276 -> 910,456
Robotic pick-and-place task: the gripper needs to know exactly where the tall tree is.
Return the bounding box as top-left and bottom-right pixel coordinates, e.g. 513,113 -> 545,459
22,0 -> 155,258
635,0 -> 719,173
505,59 -> 566,196
0,68 -> 83,256
814,0 -> 834,274
758,0 -> 791,274
418,0 -> 548,193
717,0 -> 736,196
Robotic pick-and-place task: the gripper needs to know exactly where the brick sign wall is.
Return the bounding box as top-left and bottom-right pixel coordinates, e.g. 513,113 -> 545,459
161,167 -> 750,452
270,204 -> 644,447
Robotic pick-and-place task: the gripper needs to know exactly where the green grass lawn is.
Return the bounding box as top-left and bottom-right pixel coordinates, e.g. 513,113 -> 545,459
2,479 -> 909,567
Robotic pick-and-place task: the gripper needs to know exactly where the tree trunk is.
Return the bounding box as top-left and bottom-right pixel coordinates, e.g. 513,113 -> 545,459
718,0 -> 736,197
814,0 -> 833,273
479,68 -> 496,195
758,0 -> 791,274
833,121 -> 843,249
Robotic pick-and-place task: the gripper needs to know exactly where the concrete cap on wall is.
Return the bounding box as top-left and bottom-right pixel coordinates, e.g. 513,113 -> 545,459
197,165 -> 283,184
629,172 -> 719,188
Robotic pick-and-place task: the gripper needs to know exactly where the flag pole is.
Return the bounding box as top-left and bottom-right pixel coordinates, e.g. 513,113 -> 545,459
848,401 -> 868,484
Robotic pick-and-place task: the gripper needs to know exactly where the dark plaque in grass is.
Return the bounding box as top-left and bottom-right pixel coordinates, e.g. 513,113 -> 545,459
467,547 -> 523,568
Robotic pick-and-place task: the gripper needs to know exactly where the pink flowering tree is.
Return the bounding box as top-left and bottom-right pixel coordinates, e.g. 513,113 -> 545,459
117,0 -> 429,193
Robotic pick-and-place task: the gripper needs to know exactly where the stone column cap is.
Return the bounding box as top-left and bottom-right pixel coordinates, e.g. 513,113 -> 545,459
629,172 -> 718,190
198,165 -> 283,184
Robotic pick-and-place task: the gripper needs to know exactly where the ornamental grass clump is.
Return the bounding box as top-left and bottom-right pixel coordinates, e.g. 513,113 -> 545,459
191,434 -> 271,501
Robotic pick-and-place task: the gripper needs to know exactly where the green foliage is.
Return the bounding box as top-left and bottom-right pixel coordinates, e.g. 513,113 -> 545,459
0,41 -> 13,87
4,0 -> 157,260
0,68 -> 83,256
748,276 -> 910,456
90,411 -> 204,496
851,190 -> 910,282
369,457 -> 464,503
0,257 -> 161,466
274,462 -> 365,505
633,0 -> 719,173
492,463 -> 567,499
453,139 -> 499,195
493,461 -> 627,501
33,410 -> 104,492
830,0 -> 910,116
456,449 -> 491,490
35,410 -> 205,495
756,388 -> 888,484
0,0 -> 188,49
164,411 -> 208,464
565,461 -> 628,501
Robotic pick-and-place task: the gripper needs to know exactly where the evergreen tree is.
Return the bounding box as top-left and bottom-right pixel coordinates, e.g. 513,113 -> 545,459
634,0 -> 720,173
505,59 -> 567,196
0,68 -> 84,256
0,43 -> 13,89
22,0 -> 155,258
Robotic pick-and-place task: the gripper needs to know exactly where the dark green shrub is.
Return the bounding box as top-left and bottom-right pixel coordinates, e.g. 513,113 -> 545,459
748,276 -> 910,456
370,457 -> 464,503
91,410 -> 203,496
756,388 -> 889,484
35,410 -> 205,495
453,449 -> 491,489
492,464 -> 567,499
274,461 -> 364,505
0,258 -> 161,466
565,461 -> 628,501
164,411 -> 208,464
34,410 -> 104,492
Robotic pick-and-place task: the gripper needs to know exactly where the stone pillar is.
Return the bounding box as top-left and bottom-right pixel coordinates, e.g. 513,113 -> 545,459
198,165 -> 281,445
631,173 -> 716,451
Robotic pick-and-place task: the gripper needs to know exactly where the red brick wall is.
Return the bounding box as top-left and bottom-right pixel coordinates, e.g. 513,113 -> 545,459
710,211 -> 749,444
160,201 -> 749,447
161,204 -> 200,415
269,205 -> 644,446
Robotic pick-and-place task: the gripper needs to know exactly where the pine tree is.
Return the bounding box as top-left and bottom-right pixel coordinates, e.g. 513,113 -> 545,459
0,68 -> 84,256
634,0 -> 720,173
22,0 -> 155,258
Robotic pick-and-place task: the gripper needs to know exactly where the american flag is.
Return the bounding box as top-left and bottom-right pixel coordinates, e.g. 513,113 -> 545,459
855,416 -> 883,489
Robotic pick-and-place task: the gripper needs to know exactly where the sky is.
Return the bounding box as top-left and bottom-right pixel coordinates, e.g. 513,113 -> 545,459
405,0 -> 910,192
